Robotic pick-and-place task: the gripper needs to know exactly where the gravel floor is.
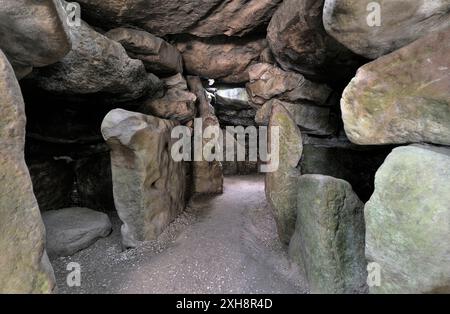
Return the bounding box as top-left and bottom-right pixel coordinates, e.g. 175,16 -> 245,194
51,175 -> 308,294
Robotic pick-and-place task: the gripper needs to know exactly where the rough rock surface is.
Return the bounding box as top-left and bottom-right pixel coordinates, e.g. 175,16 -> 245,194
43,207 -> 112,258
188,0 -> 282,37
0,50 -> 55,293
256,99 -> 336,136
342,28 -> 450,145
187,76 -> 224,194
365,145 -> 450,294
176,37 -> 267,84
140,74 -> 197,123
105,27 -> 183,76
246,63 -> 332,107
0,0 -> 71,78
31,21 -> 160,102
102,109 -> 186,248
267,0 -> 362,81
265,104 -> 303,245
323,0 -> 450,59
289,175 -> 367,294
76,0 -> 281,37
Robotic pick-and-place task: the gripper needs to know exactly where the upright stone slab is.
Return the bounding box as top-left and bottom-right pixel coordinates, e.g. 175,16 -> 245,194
265,104 -> 302,245
187,76 -> 224,194
289,175 -> 367,294
365,145 -> 450,294
0,50 -> 55,293
101,109 -> 186,248
341,28 -> 450,146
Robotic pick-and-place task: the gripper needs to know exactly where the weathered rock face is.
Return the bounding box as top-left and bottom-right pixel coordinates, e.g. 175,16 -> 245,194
300,135 -> 392,202
76,0 -> 280,37
256,99 -> 336,136
246,63 -> 332,107
365,145 -> 450,294
140,74 -> 197,124
323,0 -> 450,59
176,37 -> 267,84
187,76 -> 224,194
105,27 -> 183,76
43,207 -> 112,258
0,0 -> 71,78
0,50 -> 55,293
265,104 -> 303,245
289,175 -> 367,294
267,0 -> 362,81
102,109 -> 186,248
342,28 -> 450,146
31,21 -> 160,102
189,0 -> 282,37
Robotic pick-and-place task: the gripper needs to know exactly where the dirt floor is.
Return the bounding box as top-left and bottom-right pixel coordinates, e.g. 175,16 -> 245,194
51,175 -> 309,294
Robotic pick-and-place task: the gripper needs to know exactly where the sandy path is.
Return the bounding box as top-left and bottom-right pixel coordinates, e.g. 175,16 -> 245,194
52,175 -> 308,294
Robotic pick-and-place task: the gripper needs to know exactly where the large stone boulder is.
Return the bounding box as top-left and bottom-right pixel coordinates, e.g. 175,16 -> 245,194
323,0 -> 450,59
265,104 -> 303,245
267,0 -> 362,81
140,74 -> 197,124
43,208 -> 112,258
0,50 -> 55,293
365,145 -> 450,294
176,37 -> 267,84
31,21 -> 160,102
246,63 -> 332,107
289,175 -> 367,294
341,28 -> 450,145
105,27 -> 183,76
0,0 -> 71,78
102,109 -> 186,248
76,0 -> 280,37
255,99 -> 336,136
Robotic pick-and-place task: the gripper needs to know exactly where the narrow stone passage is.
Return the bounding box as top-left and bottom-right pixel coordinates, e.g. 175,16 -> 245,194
52,175 -> 308,294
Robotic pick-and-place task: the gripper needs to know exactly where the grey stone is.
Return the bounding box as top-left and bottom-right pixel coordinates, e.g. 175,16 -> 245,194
0,0 -> 71,78
267,0 -> 362,81
0,49 -> 55,293
289,175 -> 367,294
102,109 -> 186,248
265,103 -> 303,245
341,27 -> 450,145
31,21 -> 160,102
365,145 -> 450,294
43,207 -> 112,258
323,0 -> 450,59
